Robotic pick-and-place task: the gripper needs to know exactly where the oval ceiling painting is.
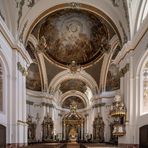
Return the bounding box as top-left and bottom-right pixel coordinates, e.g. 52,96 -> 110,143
32,9 -> 110,66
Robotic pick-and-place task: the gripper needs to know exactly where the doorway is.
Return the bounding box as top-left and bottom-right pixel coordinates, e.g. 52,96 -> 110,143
0,124 -> 6,148
139,125 -> 148,148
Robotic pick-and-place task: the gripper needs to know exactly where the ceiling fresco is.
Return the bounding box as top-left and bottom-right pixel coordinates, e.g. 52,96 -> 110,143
106,64 -> 120,91
26,42 -> 37,62
62,96 -> 86,109
26,7 -> 121,104
32,9 -> 110,67
59,79 -> 87,94
26,63 -> 41,91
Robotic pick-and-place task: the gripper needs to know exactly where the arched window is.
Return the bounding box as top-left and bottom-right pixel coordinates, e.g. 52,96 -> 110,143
142,62 -> 148,113
0,63 -> 3,111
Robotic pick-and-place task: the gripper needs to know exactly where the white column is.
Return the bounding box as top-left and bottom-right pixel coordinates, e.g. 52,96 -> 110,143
10,49 -> 31,146
118,52 -> 136,145
11,50 -> 19,144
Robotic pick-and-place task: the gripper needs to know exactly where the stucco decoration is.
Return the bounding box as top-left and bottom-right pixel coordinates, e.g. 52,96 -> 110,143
59,79 -> 87,93
26,63 -> 41,91
62,96 -> 86,109
33,9 -> 110,67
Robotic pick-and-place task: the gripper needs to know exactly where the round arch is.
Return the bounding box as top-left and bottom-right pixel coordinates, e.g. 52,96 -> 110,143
48,69 -> 99,96
60,90 -> 89,108
135,48 -> 148,144
136,48 -> 148,116
22,2 -> 122,45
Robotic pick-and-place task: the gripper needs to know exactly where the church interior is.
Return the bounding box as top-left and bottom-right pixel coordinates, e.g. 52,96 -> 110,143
0,0 -> 148,148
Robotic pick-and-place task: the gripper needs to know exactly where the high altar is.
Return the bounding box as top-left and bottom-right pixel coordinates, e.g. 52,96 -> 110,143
62,101 -> 84,142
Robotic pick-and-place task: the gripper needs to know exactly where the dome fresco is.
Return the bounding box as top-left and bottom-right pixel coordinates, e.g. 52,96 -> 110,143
32,9 -> 110,66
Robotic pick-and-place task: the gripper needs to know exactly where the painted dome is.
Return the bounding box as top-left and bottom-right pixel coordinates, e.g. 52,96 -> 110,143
32,9 -> 110,67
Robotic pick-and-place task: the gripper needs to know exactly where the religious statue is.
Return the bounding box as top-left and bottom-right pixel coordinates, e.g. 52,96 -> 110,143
27,115 -> 36,143
93,113 -> 104,142
42,113 -> 54,142
69,127 -> 77,142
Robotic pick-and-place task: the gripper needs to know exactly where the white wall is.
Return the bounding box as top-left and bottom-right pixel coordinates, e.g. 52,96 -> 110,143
117,19 -> 148,145
0,17 -> 31,145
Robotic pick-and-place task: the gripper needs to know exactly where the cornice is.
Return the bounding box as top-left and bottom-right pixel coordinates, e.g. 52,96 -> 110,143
26,89 -> 53,99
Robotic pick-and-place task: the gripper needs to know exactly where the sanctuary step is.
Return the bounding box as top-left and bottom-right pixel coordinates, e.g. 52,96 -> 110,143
25,143 -> 66,148
82,143 -> 118,148
66,143 -> 80,148
24,143 -> 118,148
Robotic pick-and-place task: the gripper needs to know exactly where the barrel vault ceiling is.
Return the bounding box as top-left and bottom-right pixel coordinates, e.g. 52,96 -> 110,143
0,0 -> 144,109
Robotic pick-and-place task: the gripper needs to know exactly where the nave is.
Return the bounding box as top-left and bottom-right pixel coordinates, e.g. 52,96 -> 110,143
0,0 -> 148,148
